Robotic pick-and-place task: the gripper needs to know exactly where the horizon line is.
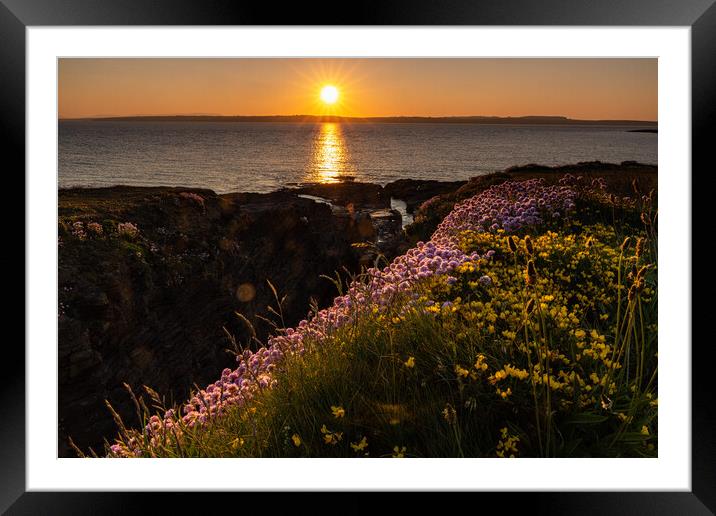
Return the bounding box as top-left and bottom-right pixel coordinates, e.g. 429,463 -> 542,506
59,114 -> 658,124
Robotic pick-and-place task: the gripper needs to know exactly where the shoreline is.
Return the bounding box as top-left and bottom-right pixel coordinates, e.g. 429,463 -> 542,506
58,160 -> 657,199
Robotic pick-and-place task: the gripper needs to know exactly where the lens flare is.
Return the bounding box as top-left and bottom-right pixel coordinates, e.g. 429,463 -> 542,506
320,85 -> 339,104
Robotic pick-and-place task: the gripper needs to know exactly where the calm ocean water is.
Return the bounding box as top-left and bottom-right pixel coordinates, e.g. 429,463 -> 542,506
59,121 -> 657,194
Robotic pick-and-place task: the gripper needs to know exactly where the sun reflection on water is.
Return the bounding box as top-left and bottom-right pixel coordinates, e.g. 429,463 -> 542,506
306,123 -> 351,183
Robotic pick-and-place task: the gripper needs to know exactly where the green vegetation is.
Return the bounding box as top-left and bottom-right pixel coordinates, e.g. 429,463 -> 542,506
103,177 -> 657,458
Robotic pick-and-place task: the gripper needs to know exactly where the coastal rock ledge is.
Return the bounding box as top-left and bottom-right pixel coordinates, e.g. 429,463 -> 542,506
58,179 -> 457,455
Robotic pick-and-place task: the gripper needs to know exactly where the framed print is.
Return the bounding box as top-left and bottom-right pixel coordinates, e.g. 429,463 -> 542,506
3,0 -> 711,513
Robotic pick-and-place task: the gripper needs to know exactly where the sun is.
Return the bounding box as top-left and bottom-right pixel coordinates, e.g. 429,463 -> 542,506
320,85 -> 339,105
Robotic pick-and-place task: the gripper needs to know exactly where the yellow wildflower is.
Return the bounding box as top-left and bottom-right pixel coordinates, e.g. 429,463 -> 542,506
501,330 -> 517,340
497,387 -> 512,399
321,424 -> 343,445
474,354 -> 489,371
350,436 -> 368,452
323,433 -> 339,445
504,364 -> 529,380
291,434 -> 302,447
496,427 -> 520,457
489,369 -> 507,384
404,356 -> 416,369
455,364 -> 469,378
392,446 -> 407,458
442,404 -> 457,424
331,406 -> 346,418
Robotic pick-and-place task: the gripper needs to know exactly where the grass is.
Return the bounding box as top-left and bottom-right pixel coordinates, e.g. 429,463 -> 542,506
100,178 -> 657,459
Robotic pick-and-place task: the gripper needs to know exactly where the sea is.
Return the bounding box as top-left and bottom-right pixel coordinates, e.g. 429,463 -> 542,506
59,121 -> 657,194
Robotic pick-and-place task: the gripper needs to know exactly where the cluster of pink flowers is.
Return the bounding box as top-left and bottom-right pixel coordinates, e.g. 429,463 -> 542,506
71,221 -> 87,240
117,222 -> 140,238
86,222 -> 103,235
433,178 -> 577,238
66,220 -> 139,242
418,195 -> 442,212
109,178 -> 581,457
179,192 -> 205,209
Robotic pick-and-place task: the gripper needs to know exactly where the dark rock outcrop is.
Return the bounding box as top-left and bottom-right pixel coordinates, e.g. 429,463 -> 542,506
369,209 -> 405,253
384,179 -> 467,213
58,188 -> 365,456
292,181 -> 388,209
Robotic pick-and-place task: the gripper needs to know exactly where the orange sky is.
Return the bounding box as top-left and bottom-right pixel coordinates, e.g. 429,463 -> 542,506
58,58 -> 657,121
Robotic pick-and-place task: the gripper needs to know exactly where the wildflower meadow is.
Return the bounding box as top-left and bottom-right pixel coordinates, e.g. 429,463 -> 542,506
100,174 -> 657,459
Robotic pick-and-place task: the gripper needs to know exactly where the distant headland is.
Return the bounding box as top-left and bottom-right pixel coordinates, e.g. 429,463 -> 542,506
60,114 -> 658,126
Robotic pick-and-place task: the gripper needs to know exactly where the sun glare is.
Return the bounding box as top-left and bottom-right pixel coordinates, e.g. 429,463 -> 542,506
320,85 -> 339,105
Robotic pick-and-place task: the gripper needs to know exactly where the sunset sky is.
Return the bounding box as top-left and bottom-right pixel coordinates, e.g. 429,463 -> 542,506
58,58 -> 657,121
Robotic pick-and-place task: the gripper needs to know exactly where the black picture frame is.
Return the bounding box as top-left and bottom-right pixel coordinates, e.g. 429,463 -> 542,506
3,1 -> 710,513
